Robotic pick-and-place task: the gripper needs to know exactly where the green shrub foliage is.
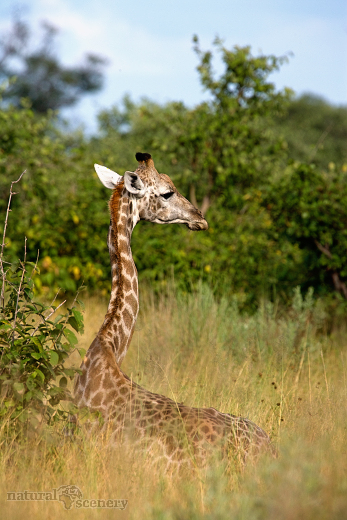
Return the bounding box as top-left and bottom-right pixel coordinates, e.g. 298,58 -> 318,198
0,174 -> 84,428
0,38 -> 347,306
265,163 -> 347,299
0,100 -> 111,295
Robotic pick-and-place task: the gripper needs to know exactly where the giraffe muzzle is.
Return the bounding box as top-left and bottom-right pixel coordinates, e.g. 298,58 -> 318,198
187,218 -> 208,231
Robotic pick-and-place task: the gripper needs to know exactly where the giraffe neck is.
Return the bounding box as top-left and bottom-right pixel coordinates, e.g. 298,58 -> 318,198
98,182 -> 139,366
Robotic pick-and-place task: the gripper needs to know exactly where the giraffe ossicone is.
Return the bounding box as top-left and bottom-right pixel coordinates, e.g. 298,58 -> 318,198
74,152 -> 274,468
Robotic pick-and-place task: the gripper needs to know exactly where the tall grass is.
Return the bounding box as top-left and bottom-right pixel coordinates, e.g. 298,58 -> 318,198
1,285 -> 347,519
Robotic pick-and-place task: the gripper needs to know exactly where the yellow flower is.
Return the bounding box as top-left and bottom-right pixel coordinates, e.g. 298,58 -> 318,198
71,266 -> 81,280
42,256 -> 52,270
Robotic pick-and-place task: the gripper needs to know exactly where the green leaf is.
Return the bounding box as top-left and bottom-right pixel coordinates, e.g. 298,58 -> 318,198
63,368 -> 76,378
63,328 -> 78,346
49,350 -> 59,366
68,316 -> 79,332
72,308 -> 84,329
59,376 -> 67,388
31,352 -> 42,360
32,389 -> 44,400
24,391 -> 33,401
33,368 -> 45,383
48,386 -> 62,395
26,377 -> 37,391
32,336 -> 43,349
18,410 -> 29,423
13,382 -> 25,395
76,299 -> 85,310
0,323 -> 12,331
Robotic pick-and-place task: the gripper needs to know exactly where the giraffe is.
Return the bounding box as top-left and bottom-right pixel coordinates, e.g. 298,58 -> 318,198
74,152 -> 274,467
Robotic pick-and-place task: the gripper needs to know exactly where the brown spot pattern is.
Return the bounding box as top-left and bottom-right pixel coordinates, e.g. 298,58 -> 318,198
74,153 -> 274,468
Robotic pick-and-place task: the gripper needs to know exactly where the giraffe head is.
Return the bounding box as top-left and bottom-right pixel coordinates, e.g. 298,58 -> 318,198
95,153 -> 208,231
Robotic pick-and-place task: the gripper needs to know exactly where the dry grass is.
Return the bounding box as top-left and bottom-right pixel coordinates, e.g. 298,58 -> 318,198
1,285 -> 347,519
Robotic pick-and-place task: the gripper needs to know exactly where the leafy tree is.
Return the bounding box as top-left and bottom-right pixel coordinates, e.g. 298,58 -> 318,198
265,163 -> 347,299
0,17 -> 107,113
175,36 -> 291,212
0,97 -> 111,294
92,39 -> 296,305
273,94 -> 347,169
97,38 -> 292,211
1,35 -> 346,308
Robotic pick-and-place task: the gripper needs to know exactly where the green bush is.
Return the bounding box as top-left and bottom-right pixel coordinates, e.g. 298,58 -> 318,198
0,172 -> 84,429
0,98 -> 111,295
264,162 -> 347,300
0,40 -> 347,308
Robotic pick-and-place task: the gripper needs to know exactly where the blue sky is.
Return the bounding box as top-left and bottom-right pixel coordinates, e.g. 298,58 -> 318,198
1,0 -> 346,132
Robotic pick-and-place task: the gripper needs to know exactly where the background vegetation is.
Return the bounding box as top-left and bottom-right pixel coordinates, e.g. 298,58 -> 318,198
0,29 -> 346,309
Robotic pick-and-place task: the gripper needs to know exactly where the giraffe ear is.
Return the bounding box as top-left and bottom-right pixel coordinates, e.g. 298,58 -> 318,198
123,171 -> 147,198
94,164 -> 123,189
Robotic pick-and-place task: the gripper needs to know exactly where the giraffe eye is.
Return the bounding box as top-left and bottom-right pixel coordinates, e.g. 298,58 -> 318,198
161,192 -> 174,200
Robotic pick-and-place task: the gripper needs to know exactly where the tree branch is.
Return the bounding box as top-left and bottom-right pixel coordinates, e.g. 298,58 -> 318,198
189,184 -> 210,216
314,240 -> 347,299
314,240 -> 332,259
331,273 -> 347,300
0,170 -> 26,310
189,184 -> 198,209
200,195 -> 211,216
309,123 -> 333,161
30,296 -> 67,337
12,237 -> 27,345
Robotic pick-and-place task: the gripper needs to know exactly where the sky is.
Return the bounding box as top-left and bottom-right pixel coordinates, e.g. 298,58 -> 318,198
0,0 -> 346,132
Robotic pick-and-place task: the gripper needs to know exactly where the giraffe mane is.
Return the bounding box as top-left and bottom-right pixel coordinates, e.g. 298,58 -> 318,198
100,181 -> 126,332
